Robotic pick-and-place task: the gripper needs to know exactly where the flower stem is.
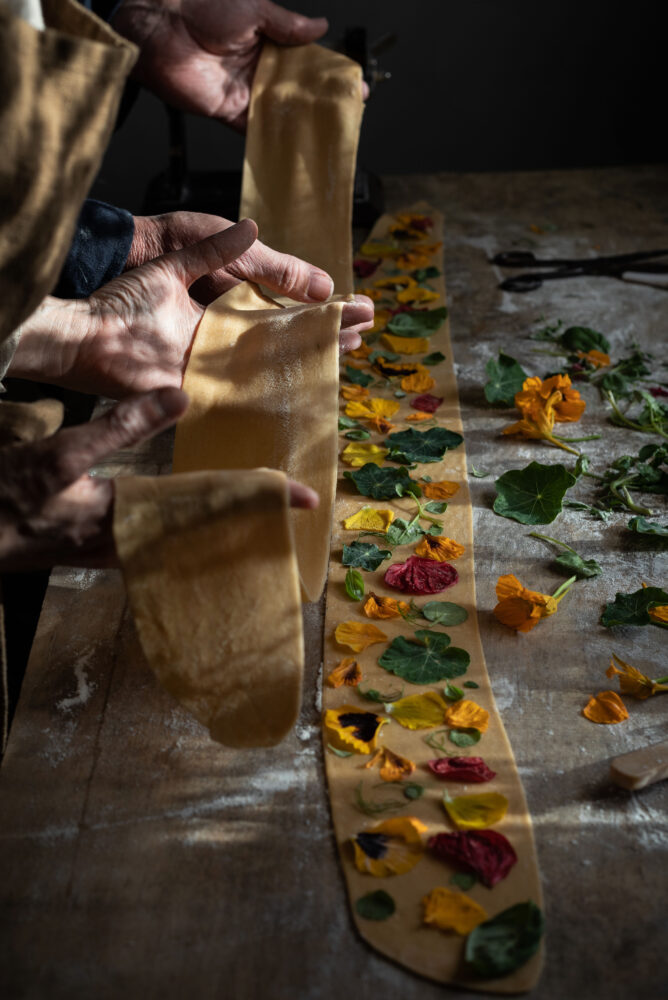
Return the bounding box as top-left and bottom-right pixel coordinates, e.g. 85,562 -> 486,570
529,532 -> 577,554
553,433 -> 602,443
654,675 -> 668,685
552,575 -> 577,601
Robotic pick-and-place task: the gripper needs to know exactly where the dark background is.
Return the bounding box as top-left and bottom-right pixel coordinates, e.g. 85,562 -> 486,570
91,0 -> 667,214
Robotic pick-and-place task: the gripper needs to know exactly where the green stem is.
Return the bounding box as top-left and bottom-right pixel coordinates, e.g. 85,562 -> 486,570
529,532 -> 577,554
654,675 -> 668,685
582,470 -> 605,481
552,575 -> 577,601
620,485 -> 654,516
553,433 -> 602,443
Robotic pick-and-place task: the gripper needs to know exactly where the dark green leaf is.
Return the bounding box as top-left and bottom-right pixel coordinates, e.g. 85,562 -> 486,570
424,500 -> 448,514
345,429 -> 371,441
627,516 -> 668,538
385,518 -> 425,546
422,351 -> 446,366
339,416 -> 360,430
422,601 -> 469,626
345,568 -> 365,601
573,454 -> 590,480
344,365 -> 373,387
563,499 -> 612,522
470,467 -> 489,478
444,683 -> 464,701
342,541 -> 392,570
403,783 -> 424,800
450,872 -> 477,891
387,306 -> 448,337
463,681 -> 480,689
465,901 -> 545,979
483,352 -> 528,407
367,349 -> 400,364
494,461 -> 577,524
386,427 -> 463,464
449,728 -> 482,747
600,586 -> 668,627
559,326 -> 610,354
411,266 -> 441,282
554,551 -> 602,579
358,685 -> 404,703
379,630 -> 470,684
344,463 -> 422,501
599,371 -> 631,397
355,890 -> 396,921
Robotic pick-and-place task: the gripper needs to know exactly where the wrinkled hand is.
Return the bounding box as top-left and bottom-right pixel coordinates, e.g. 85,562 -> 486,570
9,219 -> 374,397
0,387 -> 318,572
113,0 -> 328,129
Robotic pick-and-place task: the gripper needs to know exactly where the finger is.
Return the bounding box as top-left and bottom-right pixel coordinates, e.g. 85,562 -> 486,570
168,219 -> 258,288
261,1 -> 328,45
44,388 -> 189,491
339,331 -> 362,355
288,481 -> 319,509
341,295 -> 375,330
225,239 -> 333,303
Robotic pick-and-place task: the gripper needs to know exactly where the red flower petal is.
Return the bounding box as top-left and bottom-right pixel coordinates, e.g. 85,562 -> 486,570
427,756 -> 496,783
354,258 -> 380,278
384,556 -> 458,594
428,830 -> 517,888
411,393 -> 444,413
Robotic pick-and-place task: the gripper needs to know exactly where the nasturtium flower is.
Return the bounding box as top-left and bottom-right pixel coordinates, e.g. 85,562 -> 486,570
386,691 -> 448,729
428,830 -> 518,887
395,212 -> 433,232
396,286 -> 440,306
341,442 -> 389,467
422,480 -> 460,501
324,705 -> 389,753
397,250 -> 432,270
374,275 -> 417,291
363,593 -> 411,620
326,658 -> 362,688
367,416 -> 396,434
415,535 -> 466,561
428,757 -> 497,783
401,367 -> 436,393
345,397 -> 401,421
577,349 -> 610,368
443,792 -> 509,830
406,412 -> 433,422
606,653 -> 668,699
343,507 -> 395,532
341,384 -> 370,401
389,222 -> 425,240
515,374 -> 586,424
365,746 -> 416,782
648,604 -> 668,624
444,700 -> 489,733
373,358 -> 420,377
422,887 -> 488,935
583,690 -> 629,724
351,816 -> 427,876
335,621 -> 388,652
355,286 -> 384,301
359,242 -> 400,259
493,573 -> 573,633
381,332 -> 431,355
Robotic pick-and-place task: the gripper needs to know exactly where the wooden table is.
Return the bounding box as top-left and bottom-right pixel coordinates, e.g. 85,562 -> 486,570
2,166 -> 667,1000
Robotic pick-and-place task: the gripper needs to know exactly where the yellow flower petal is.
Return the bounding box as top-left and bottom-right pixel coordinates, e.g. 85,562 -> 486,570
374,275 -> 417,290
342,507 -> 395,532
443,792 -> 508,830
381,333 -> 431,355
401,367 -> 436,393
415,535 -> 466,561
422,480 -> 460,501
324,705 -> 388,753
326,658 -> 362,688
352,816 -> 427,876
577,349 -> 610,368
359,242 -> 400,259
444,699 -> 489,732
605,653 -> 668,699
387,692 -> 448,730
345,397 -> 401,420
422,887 -> 488,935
341,384 -> 369,401
365,746 -> 415,782
356,286 -> 384,301
396,286 -> 440,305
363,593 -> 411,620
341,442 -> 389,467
334,621 -> 388,652
583,690 -> 629,724
648,604 -> 668,624
371,308 -> 392,333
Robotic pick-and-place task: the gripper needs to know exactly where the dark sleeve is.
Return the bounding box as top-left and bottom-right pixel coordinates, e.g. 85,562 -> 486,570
52,199 -> 134,299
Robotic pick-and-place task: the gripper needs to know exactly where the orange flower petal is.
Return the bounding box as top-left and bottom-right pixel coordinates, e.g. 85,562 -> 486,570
381,333 -> 431,355
583,690 -> 629,724
341,384 -> 369,401
406,412 -> 433,422
326,657 -> 362,688
422,480 -> 460,501
365,746 -> 416,782
415,535 -> 465,561
401,370 -> 436,393
363,593 -> 410,620
334,621 -> 388,652
422,887 -> 488,935
444,699 -> 489,733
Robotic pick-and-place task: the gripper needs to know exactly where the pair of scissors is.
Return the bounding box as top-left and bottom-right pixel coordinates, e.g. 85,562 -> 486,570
492,248 -> 668,292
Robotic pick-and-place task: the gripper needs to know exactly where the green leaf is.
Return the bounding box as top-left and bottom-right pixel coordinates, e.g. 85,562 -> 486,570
563,499 -> 612,522
559,325 -> 610,354
483,352 -> 528,407
378,630 -> 470,684
385,517 -> 425,546
344,429 -> 371,441
338,416 -> 360,430
463,681 -> 480,689
344,365 -> 373,386
554,550 -> 602,578
342,541 -> 392,570
368,349 -> 400,364
411,266 -> 441,282
403,782 -> 424,800
465,901 -> 545,979
345,568 -> 365,601
422,601 -> 469,626
449,728 -> 481,747
627,516 -> 668,538
358,684 -> 404,703
444,683 -> 464,701
424,500 -> 448,514
387,307 -> 448,337
573,454 -> 590,480
386,427 -> 463,464
394,389 -> 407,398
355,890 -> 396,921
344,463 -> 422,501
470,466 -> 489,478
422,351 -> 446,366
327,744 -> 353,758
494,461 -> 577,524
450,872 -> 477,891
600,586 -> 668,627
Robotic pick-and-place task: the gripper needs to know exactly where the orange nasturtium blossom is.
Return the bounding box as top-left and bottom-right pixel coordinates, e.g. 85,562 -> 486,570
444,700 -> 489,733
363,593 -> 411,620
348,340 -> 372,360
341,384 -> 369,401
421,480 -> 460,501
415,535 -> 465,561
324,705 -> 389,753
577,349 -> 610,368
515,374 -> 586,423
406,412 -> 433,423
367,416 -> 396,434
401,366 -> 436,393
365,746 -> 416,782
493,573 -> 575,633
397,250 -> 432,270
334,621 -> 388,653
326,657 -> 362,688
352,816 -> 427,876
422,887 -> 488,935
605,653 -> 668,700
582,690 -> 629,724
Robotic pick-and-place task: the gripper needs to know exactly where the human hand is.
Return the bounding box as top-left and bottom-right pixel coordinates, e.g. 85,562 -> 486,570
0,387 -> 319,572
9,219 -> 374,397
113,0 -> 329,129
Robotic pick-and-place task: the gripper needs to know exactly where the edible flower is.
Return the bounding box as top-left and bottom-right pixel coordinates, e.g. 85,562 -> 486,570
385,556 -> 459,595
386,692 -> 448,730
606,653 -> 668,699
365,746 -> 416,782
348,341 -> 372,360
397,250 -> 432,270
351,816 -> 427,876
341,442 -> 388,467
411,393 -> 443,413
428,830 -> 518,887
406,412 -> 433,422
515,374 -> 586,423
401,367 -> 436,393
374,275 -> 417,291
582,690 -> 629,724
326,658 -> 362,688
577,349 -> 610,368
341,384 -> 369,401
367,416 -> 396,434
428,757 -> 497,783
395,212 -> 433,232
343,507 -> 395,532
493,573 -> 574,633
345,397 -> 401,421
354,257 -> 381,278
371,308 -> 392,333
355,287 -> 384,301
324,705 -> 389,753
443,792 -> 508,830
363,593 -> 411,620
396,286 -> 440,305
381,332 -> 430,354
648,604 -> 668,625
334,621 -> 388,652
415,535 -> 465,561
444,700 -> 489,733
422,887 -> 488,935
422,480 -> 460,500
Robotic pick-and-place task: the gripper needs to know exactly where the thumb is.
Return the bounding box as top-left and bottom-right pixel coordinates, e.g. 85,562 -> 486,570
260,1 -> 328,45
167,219 -> 258,288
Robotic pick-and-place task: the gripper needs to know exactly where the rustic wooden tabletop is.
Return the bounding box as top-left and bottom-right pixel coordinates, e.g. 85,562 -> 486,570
1,165 -> 666,1000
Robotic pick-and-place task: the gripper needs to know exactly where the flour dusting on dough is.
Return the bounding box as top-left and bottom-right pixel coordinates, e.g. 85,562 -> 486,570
56,651 -> 96,712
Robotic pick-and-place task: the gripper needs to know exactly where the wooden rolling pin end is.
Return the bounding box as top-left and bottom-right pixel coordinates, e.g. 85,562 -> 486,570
610,740 -> 668,790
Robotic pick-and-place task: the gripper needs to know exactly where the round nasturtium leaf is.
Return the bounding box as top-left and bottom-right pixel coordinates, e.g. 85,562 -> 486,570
465,900 -> 545,978
493,461 -> 577,525
355,890 -> 396,921
379,631 -> 470,684
422,601 -> 469,626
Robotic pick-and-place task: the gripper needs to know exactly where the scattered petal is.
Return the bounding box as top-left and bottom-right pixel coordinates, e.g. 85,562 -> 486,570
351,816 -> 427,876
356,287 -> 384,302
443,792 -> 508,830
583,690 -> 629,724
386,692 -> 448,729
365,746 -> 416,782
363,593 -> 411,620
341,442 -> 389,467
444,700 -> 489,733
335,621 -> 388,652
397,286 -> 440,305
406,412 -> 433,422
354,258 -> 381,278
326,658 -> 362,688
324,705 -> 389,753
401,368 -> 436,393
428,829 -> 518,887
345,397 -> 401,420
422,480 -> 460,501
606,653 -> 668,699
493,574 -> 558,633
381,333 -> 431,354
428,757 -> 497,783
343,507 -> 395,532
422,887 -> 488,935
415,535 -> 466,561
411,393 -> 444,413
577,349 -> 610,368
385,556 -> 459,594
341,384 -> 370,401
374,275 -> 417,291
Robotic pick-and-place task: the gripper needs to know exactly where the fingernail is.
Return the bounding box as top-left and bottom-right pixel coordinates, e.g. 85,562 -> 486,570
306,271 -> 334,301
154,387 -> 189,419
